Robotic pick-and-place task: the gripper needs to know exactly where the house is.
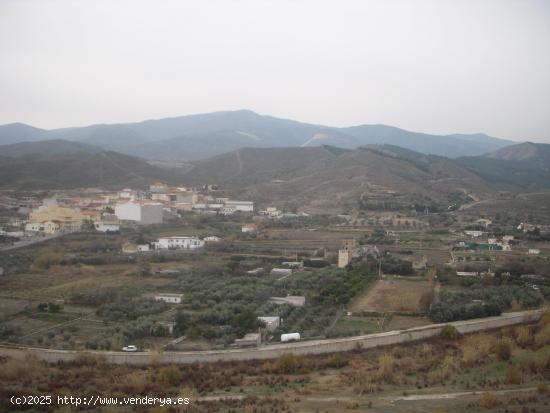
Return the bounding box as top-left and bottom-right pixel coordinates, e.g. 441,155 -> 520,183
151,193 -> 170,202
282,261 -> 304,269
269,296 -> 306,307
154,236 -> 205,250
219,207 -> 236,216
261,207 -> 282,218
224,200 -> 254,212
488,238 -> 498,245
242,223 -> 258,233
258,316 -> 281,332
457,271 -> 479,277
94,221 -> 120,233
465,230 -> 484,238
137,244 -> 150,252
270,268 -> 292,277
518,223 -> 539,233
338,249 -> 351,268
118,188 -> 135,199
233,332 -> 261,347
338,238 -> 360,268
150,182 -> 168,193
25,222 -> 42,232
28,203 -> 87,233
476,218 -> 492,228
503,235 -> 514,243
203,236 -> 222,242
154,293 -> 183,304
43,220 -> 61,234
115,201 -> 163,225
528,249 -> 540,255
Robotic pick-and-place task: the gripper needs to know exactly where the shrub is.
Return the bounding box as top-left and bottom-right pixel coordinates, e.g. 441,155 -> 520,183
33,251 -> 62,269
275,353 -> 299,374
376,353 -> 395,383
505,365 -> 522,384
514,326 -> 532,348
440,325 -> 459,340
494,338 -> 513,361
461,333 -> 494,366
73,352 -> 106,367
479,392 -> 498,409
534,324 -> 550,347
156,366 -> 182,387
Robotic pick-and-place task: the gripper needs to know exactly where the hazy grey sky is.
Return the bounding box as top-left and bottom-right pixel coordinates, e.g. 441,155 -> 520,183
1,0 -> 549,142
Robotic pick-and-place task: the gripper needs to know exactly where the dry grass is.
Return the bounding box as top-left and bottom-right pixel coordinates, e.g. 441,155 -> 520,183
350,278 -> 433,313
461,333 -> 495,366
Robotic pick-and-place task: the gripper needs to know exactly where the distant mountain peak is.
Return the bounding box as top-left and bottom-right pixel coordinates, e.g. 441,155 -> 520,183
0,111 -> 516,160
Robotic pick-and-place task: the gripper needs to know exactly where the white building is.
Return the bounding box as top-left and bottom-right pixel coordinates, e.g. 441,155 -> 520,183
261,207 -> 282,218
150,182 -> 168,193
25,222 -> 42,232
94,221 -> 120,233
203,236 -> 222,242
282,261 -> 304,269
528,249 -> 540,255
269,296 -> 306,307
258,316 -> 281,332
220,207 -> 236,216
154,236 -> 205,250
118,188 -> 135,199
154,293 -> 183,304
137,244 -> 150,252
115,202 -> 163,225
224,200 -> 254,212
242,223 -> 258,233
270,268 -> 292,276
465,230 -> 484,238
457,271 -> 479,277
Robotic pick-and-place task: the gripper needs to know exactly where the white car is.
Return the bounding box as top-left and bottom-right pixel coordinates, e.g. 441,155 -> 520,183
532,284 -> 540,291
122,345 -> 138,352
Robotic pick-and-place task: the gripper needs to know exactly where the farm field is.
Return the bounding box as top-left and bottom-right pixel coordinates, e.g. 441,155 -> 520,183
349,277 -> 434,313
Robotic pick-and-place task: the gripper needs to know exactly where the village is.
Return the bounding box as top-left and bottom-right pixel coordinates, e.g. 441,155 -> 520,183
0,180 -> 548,354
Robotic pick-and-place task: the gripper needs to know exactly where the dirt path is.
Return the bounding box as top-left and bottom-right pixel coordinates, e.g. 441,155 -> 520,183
384,386 -> 540,402
199,385 -> 543,404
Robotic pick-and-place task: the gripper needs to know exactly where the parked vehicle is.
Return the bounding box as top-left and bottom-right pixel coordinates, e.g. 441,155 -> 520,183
281,332 -> 301,342
122,345 -> 138,352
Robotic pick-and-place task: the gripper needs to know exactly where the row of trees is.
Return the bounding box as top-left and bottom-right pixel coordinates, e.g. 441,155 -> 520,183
429,285 -> 541,323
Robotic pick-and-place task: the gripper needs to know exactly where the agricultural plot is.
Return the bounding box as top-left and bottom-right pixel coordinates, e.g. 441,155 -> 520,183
350,277 -> 433,313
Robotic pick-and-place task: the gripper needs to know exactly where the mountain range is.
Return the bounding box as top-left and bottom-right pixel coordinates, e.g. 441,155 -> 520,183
1,110 -> 549,212
0,110 -> 515,160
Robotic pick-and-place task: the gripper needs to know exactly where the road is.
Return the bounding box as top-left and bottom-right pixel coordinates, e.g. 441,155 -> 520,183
0,233 -> 62,251
0,309 -> 542,365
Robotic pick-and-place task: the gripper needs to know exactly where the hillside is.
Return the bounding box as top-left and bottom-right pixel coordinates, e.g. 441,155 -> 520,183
0,139 -> 102,158
456,142 -> 550,189
184,146 -> 492,212
0,123 -> 50,145
0,110 -> 514,160
486,141 -> 549,161
0,150 -> 178,190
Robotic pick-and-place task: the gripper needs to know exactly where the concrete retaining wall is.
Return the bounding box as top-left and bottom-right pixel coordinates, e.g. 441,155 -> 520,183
0,310 -> 542,366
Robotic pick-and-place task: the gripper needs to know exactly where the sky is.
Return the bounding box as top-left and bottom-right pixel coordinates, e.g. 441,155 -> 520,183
1,0 -> 549,142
